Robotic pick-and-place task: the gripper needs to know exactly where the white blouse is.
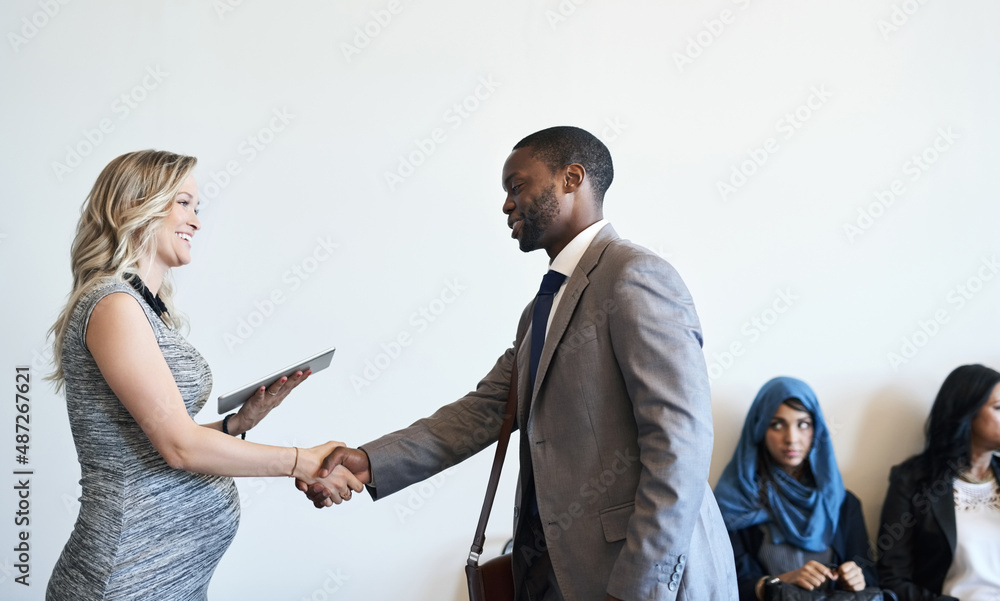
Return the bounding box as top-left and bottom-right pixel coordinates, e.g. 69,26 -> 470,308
942,475 -> 1000,600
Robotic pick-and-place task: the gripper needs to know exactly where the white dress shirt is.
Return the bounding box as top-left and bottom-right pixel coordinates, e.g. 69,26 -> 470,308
544,219 -> 610,336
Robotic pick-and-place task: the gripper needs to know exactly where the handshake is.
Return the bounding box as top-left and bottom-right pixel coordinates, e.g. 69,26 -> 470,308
293,445 -> 371,507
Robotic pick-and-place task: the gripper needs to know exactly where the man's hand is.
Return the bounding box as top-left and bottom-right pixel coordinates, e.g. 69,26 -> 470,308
292,441 -> 364,505
295,446 -> 371,508
835,561 -> 865,592
778,560 -> 836,591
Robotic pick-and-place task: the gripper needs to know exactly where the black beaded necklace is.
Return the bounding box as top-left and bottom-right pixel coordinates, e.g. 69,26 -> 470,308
125,273 -> 169,318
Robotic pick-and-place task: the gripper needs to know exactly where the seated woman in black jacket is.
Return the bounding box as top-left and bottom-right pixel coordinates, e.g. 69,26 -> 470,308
878,364 -> 1000,601
715,377 -> 877,600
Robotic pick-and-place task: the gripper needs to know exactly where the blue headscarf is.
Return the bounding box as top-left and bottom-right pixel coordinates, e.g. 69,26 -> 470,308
714,377 -> 845,552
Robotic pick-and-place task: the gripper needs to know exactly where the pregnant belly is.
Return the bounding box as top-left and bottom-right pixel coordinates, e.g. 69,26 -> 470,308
119,470 -> 241,550
56,470 -> 241,599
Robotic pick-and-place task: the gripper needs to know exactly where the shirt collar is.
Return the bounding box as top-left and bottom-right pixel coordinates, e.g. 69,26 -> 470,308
549,219 -> 609,278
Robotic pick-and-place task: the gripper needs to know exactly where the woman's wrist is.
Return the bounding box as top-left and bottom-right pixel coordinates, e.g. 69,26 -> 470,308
233,411 -> 255,436
221,413 -> 247,439
290,446 -> 313,481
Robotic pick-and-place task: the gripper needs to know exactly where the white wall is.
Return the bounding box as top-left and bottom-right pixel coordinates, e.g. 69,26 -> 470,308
2,1 -> 998,598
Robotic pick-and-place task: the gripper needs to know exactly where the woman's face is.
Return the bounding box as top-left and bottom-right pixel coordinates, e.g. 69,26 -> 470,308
153,174 -> 200,272
971,382 -> 1000,453
764,401 -> 814,475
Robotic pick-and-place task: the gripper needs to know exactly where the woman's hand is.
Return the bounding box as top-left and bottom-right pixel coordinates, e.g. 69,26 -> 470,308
230,370 -> 310,436
835,561 -> 865,592
296,446 -> 372,508
778,560 -> 836,590
293,441 -> 364,505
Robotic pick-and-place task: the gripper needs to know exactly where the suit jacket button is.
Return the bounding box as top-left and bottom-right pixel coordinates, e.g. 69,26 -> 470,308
513,507 -> 519,518
667,582 -> 678,592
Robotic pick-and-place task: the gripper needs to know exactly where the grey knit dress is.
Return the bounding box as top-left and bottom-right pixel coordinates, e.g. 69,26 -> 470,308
47,282 -> 240,601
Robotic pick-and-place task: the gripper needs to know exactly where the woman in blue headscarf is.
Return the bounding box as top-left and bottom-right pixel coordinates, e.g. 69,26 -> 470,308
714,377 -> 877,600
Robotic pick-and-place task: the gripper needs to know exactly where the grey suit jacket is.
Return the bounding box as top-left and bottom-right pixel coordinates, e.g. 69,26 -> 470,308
362,225 -> 737,600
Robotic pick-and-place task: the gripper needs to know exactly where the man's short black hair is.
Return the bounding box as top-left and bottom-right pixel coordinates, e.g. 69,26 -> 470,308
513,126 -> 614,203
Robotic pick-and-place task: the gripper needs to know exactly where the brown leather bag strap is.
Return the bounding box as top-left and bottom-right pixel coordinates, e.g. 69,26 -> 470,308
467,350 -> 520,566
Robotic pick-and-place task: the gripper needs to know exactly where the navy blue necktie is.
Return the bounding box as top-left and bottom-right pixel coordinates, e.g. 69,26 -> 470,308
529,270 -> 567,390
521,269 -> 567,520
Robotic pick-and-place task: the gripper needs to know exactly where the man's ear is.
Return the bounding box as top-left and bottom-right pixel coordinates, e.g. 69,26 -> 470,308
562,163 -> 585,193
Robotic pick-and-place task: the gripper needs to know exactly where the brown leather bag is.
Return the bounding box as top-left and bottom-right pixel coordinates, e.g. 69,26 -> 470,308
465,358 -> 519,601
466,553 -> 514,601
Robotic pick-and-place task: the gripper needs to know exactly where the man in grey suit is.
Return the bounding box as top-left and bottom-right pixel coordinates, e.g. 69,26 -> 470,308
303,126 -> 737,600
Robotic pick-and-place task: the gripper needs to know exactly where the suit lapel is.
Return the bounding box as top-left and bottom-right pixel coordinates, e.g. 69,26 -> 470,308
930,478 -> 957,554
530,225 -> 619,401
930,459 -> 1000,554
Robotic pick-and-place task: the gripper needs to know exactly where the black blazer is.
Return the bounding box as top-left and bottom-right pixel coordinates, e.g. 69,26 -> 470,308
877,454 -> 1000,601
730,490 -> 878,601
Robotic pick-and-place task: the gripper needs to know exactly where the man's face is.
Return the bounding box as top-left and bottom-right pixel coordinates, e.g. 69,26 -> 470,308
501,147 -> 569,254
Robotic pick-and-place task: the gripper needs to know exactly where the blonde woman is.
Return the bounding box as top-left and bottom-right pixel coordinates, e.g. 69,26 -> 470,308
46,150 -> 361,600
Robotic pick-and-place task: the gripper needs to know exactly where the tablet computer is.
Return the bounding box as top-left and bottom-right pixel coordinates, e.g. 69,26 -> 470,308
217,346 -> 336,414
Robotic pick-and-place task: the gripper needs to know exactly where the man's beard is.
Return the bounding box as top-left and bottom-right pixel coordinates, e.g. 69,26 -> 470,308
518,184 -> 558,252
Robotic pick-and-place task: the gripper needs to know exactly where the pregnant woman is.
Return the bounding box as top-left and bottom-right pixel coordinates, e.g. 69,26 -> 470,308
45,150 -> 362,600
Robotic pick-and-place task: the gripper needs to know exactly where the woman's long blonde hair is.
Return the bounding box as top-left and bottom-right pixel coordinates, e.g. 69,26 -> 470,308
48,150 -> 197,390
